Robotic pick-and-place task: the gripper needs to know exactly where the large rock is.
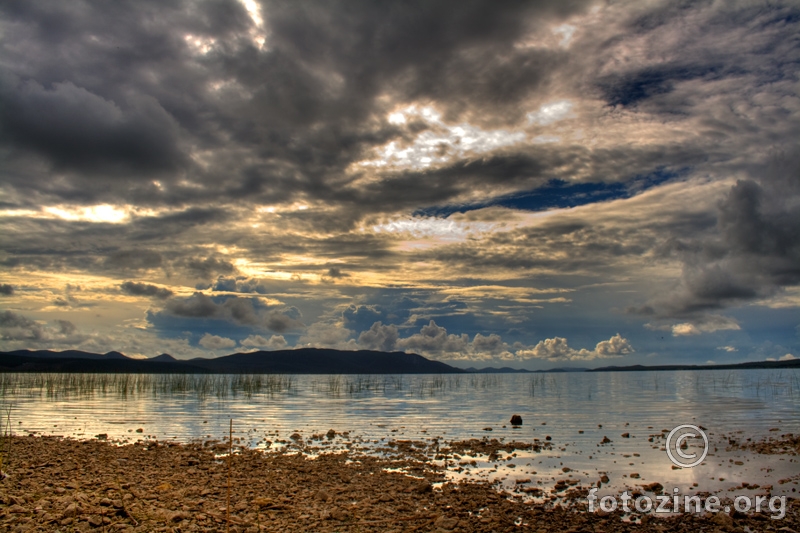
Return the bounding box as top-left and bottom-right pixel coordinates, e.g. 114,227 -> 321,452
510,414 -> 523,426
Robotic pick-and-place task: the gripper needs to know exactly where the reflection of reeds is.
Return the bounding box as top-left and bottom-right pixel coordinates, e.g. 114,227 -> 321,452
528,375 -> 546,397
0,373 -> 295,399
319,374 -> 411,397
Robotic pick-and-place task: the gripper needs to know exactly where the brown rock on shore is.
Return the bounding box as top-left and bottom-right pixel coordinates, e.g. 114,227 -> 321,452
0,436 -> 795,532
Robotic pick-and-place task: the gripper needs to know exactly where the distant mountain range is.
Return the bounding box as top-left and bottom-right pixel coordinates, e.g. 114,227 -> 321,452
0,349 -> 797,373
589,359 -> 800,371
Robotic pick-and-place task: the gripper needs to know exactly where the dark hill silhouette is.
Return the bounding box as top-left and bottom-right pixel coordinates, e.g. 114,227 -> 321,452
6,349 -> 132,360
150,353 -> 178,362
0,353 -> 208,373
0,348 -> 463,374
185,348 -> 460,374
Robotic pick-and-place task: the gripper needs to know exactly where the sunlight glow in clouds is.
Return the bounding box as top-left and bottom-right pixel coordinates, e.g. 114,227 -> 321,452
372,216 -> 497,241
239,0 -> 268,49
43,205 -> 130,224
553,24 -> 576,47
184,34 -> 216,55
359,106 -> 526,170
527,100 -> 574,125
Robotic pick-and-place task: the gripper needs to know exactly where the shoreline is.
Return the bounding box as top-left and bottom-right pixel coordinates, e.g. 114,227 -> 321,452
0,435 -> 796,532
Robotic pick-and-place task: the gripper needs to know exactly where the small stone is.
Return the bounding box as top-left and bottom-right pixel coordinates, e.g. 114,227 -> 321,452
135,428 -> 143,433
326,429 -> 336,439
414,480 -> 433,493
621,433 -> 630,438
435,515 -> 459,530
63,503 -> 82,517
510,415 -> 523,426
88,515 -> 103,527
712,511 -> 734,529
629,472 -> 640,479
330,508 -> 349,521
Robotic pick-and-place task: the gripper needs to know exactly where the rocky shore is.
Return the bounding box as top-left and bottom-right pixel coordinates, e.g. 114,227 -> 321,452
0,435 -> 796,532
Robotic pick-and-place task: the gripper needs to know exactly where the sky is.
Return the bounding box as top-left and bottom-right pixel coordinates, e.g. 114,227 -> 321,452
1,0 -> 799,369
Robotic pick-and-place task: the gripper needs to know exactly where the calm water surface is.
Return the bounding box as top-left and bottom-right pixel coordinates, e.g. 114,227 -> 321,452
2,369 -> 799,498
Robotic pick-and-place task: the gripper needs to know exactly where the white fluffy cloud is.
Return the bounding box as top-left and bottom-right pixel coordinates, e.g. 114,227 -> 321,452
516,334 -> 633,361
397,320 -> 471,356
240,334 -> 288,350
298,322 -> 356,349
356,322 -> 399,352
358,320 -> 634,360
354,319 -> 630,362
355,320 -> 510,360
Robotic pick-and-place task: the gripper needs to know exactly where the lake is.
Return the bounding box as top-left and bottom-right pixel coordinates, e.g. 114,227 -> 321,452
2,369 -> 799,499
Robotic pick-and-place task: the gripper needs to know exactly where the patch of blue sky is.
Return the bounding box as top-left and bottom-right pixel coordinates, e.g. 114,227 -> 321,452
416,169 -> 680,218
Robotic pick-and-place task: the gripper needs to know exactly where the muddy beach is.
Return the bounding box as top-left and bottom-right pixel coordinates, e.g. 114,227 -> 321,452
0,434 -> 797,532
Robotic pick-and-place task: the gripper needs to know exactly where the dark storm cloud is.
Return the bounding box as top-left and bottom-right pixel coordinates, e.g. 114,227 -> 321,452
104,250 -> 164,271
162,292 -> 302,332
643,155 -> 800,318
0,310 -> 42,340
0,310 -> 82,343
120,281 -> 174,300
129,208 -> 230,240
258,0 -> 585,120
165,292 -> 219,318
0,285 -> 13,296
0,75 -> 185,174
182,256 -> 237,280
